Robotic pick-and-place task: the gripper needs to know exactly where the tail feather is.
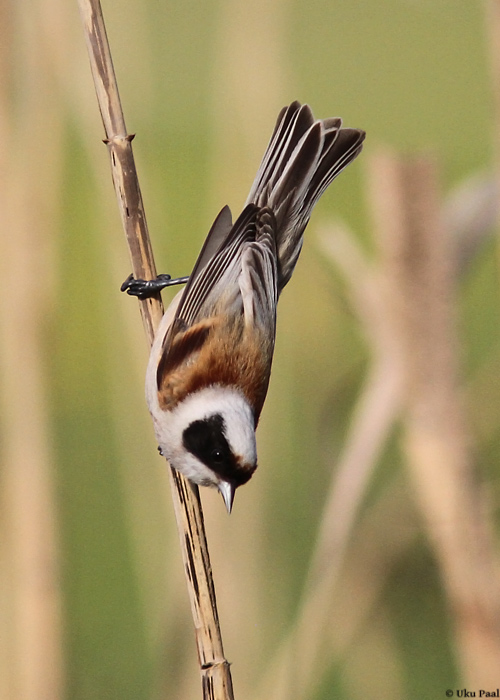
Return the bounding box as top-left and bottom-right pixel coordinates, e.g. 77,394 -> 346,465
308,127 -> 365,204
245,102 -> 315,209
245,102 -> 365,290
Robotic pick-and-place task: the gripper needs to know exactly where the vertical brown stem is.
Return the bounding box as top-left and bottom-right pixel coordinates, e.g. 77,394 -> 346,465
370,150 -> 500,686
0,2 -> 64,698
77,0 -> 234,696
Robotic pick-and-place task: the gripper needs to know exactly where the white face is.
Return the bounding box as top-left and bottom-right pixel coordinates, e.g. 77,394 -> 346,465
151,386 -> 257,489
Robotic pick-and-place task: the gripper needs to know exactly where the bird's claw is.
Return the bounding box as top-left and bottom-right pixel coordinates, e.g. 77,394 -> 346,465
121,273 -> 189,299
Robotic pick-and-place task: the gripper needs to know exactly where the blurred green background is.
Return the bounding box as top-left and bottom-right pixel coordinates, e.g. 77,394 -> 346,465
1,1 -> 499,699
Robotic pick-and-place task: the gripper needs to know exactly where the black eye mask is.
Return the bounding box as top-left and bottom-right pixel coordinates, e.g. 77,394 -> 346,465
182,414 -> 252,486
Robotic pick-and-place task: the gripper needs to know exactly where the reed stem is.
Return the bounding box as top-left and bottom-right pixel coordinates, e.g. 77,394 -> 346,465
77,1 -> 234,696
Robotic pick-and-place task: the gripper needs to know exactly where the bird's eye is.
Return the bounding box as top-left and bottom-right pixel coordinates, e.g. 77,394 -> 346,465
211,449 -> 224,464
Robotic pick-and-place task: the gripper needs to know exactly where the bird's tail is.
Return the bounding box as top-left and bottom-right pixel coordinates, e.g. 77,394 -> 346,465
245,101 -> 365,290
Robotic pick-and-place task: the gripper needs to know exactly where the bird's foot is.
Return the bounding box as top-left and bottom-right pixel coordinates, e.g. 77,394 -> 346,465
121,273 -> 189,299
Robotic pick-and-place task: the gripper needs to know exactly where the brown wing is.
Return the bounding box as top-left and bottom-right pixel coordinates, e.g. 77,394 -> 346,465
156,209 -> 278,420
154,205 -> 260,404
173,204 -> 260,328
157,314 -> 274,422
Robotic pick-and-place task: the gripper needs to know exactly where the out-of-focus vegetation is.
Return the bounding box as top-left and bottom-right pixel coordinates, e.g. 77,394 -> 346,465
1,1 -> 499,699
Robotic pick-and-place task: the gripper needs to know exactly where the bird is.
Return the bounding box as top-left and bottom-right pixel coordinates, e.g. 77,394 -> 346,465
124,101 -> 365,512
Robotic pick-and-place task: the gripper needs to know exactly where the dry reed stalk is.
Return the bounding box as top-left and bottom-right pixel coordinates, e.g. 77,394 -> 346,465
77,1 -> 234,697
282,226 -> 403,698
204,1 -> 289,693
210,0 -> 289,207
255,479 -> 417,700
0,2 -> 63,698
255,225 -> 405,700
370,150 -> 500,686
486,0 -> 500,182
314,223 -> 404,579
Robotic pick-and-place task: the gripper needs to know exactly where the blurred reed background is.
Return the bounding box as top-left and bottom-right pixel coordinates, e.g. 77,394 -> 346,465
1,0 -> 499,699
